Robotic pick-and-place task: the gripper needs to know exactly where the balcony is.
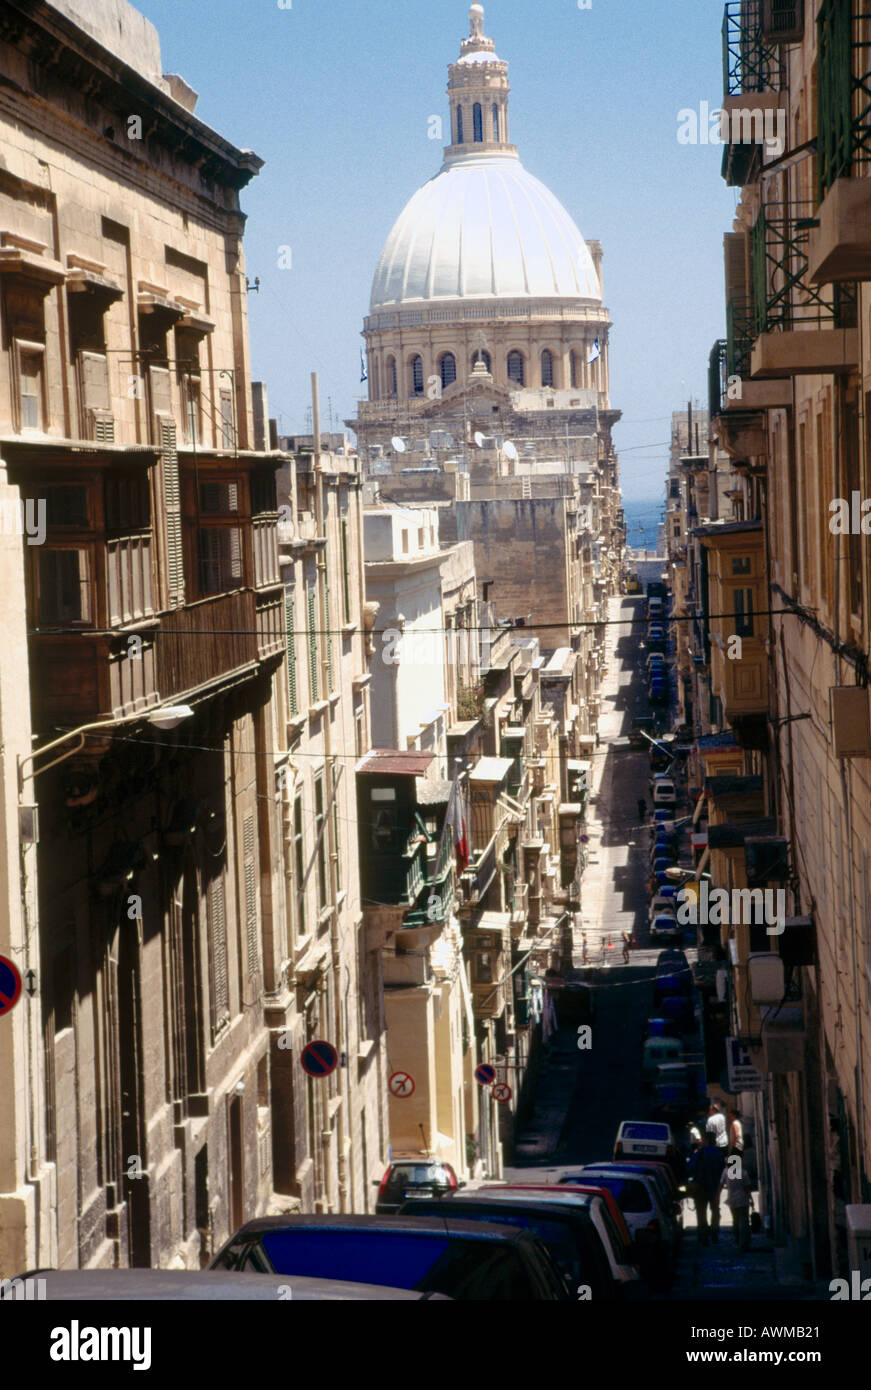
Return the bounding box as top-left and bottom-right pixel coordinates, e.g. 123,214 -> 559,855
157,589 -> 258,701
809,179 -> 871,284
722,2 -> 784,97
817,0 -> 871,203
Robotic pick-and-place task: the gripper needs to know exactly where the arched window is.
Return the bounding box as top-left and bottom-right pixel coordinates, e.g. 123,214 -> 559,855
507,350 -> 525,385
456,106 -> 464,144
472,349 -> 492,373
386,355 -> 397,397
492,104 -> 500,141
439,351 -> 457,390
410,355 -> 424,396
473,103 -> 483,142
570,351 -> 580,389
541,350 -> 555,387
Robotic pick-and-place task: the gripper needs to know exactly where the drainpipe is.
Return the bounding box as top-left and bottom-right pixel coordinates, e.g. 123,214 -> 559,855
311,373 -> 349,1212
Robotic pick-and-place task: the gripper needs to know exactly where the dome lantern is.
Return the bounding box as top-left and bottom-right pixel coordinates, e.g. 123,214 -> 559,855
446,3 -> 513,159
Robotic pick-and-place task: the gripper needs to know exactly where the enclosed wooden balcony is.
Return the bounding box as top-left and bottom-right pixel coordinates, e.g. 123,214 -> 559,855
156,589 -> 258,701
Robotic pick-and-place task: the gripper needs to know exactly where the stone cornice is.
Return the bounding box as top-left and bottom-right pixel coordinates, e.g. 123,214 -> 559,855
365,300 -> 610,333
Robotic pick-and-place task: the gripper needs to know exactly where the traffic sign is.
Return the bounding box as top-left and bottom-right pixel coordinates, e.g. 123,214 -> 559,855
491,1082 -> 512,1103
474,1063 -> 496,1087
725,1037 -> 763,1092
301,1040 -> 338,1078
388,1070 -> 415,1098
0,956 -> 22,1017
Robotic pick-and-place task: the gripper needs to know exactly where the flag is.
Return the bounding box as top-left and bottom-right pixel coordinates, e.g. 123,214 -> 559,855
360,351 -> 368,384
587,338 -> 601,365
440,777 -> 469,873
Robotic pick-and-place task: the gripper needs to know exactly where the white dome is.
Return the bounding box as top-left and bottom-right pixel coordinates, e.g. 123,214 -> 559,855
370,153 -> 601,311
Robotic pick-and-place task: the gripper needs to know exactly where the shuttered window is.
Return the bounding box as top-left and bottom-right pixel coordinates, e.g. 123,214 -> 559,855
160,418 -> 185,607
325,576 -> 334,694
243,813 -> 259,977
285,590 -> 299,716
341,516 -> 351,622
208,877 -> 230,1035
307,583 -> 319,704
315,773 -> 327,912
294,791 -> 306,939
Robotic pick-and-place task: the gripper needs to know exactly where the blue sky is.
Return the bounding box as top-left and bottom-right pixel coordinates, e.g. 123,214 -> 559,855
138,0 -> 738,502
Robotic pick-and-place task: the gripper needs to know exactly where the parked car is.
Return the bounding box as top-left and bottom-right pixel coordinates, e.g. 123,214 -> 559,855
563,1167 -> 676,1288
648,624 -> 666,651
210,1216 -> 569,1300
3,1269 -> 449,1301
654,969 -> 693,1001
659,992 -> 697,1031
629,716 -> 656,749
652,778 -> 676,806
650,914 -> 681,943
614,1119 -> 678,1161
642,1035 -> 684,1084
374,1160 -> 462,1214
399,1193 -> 617,1299
652,900 -> 682,924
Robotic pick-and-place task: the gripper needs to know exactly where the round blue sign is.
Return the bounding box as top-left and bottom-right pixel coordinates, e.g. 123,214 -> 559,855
301,1040 -> 339,1078
474,1063 -> 497,1087
0,956 -> 22,1016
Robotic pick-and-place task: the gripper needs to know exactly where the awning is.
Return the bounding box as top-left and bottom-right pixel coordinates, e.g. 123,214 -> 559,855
356,749 -> 435,776
469,757 -> 515,784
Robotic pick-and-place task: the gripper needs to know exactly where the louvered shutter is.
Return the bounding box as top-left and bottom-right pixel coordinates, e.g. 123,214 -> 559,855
325,576 -> 334,694
723,232 -> 749,311
243,813 -> 259,977
209,877 -> 229,1032
285,590 -> 298,716
341,517 -> 351,621
160,418 -> 184,608
307,583 -> 319,704
94,414 -> 115,444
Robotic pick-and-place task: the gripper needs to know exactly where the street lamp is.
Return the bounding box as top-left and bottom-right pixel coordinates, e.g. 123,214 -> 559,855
18,703 -> 195,791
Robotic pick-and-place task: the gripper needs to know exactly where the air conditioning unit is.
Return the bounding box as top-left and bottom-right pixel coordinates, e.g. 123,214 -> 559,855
761,0 -> 803,43
747,952 -> 785,1004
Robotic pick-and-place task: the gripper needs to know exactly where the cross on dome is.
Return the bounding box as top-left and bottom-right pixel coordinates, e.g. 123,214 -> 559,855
470,4 -> 484,38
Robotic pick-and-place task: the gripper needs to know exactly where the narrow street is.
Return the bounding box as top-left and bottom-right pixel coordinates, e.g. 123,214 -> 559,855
505,593 -> 822,1300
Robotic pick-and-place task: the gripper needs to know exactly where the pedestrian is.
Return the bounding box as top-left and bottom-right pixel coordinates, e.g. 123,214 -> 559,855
621,931 -> 630,964
728,1108 -> 744,1152
582,932 -> 588,965
687,1116 -> 703,1151
688,1130 -> 726,1245
637,797 -> 646,822
705,1099 -> 728,1149
721,1151 -> 754,1251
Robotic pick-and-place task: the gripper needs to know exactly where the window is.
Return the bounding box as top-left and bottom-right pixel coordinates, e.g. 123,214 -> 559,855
541,350 -> 555,387
354,707 -> 365,759
251,471 -> 277,514
370,787 -> 397,851
208,876 -> 230,1035
731,555 -> 751,575
197,527 -> 243,594
19,347 -> 45,430
410,355 -> 424,396
341,515 -> 352,621
176,330 -> 201,445
293,790 -> 306,938
507,351 -> 525,385
473,103 -> 483,142
200,481 -> 239,513
472,350 -> 491,373
220,390 -> 235,449
439,352 -> 457,390
314,773 -> 328,912
734,587 -> 754,637
476,952 -> 493,983
401,530 -> 409,554
456,106 -> 464,144
386,356 -> 397,396
285,590 -> 299,717
307,582 -> 319,703
104,475 -> 150,532
492,104 -> 500,140
37,548 -> 92,626
44,485 -> 90,528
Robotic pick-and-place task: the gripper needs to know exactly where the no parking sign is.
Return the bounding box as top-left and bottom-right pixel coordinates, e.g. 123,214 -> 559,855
0,956 -> 22,1016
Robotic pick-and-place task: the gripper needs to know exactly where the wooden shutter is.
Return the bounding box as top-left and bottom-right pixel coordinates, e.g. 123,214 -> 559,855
325,576 -> 334,694
160,418 -> 184,608
285,590 -> 298,716
307,583 -> 319,704
723,232 -> 749,309
341,516 -> 351,621
209,877 -> 229,1032
243,813 -> 259,977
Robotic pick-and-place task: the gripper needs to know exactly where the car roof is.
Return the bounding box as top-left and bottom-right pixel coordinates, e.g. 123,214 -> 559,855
482,1183 -> 631,1236
12,1270 -> 444,1301
403,1193 -> 592,1220
217,1214 -> 532,1244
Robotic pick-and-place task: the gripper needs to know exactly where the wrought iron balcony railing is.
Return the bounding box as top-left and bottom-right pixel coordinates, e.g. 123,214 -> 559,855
750,202 -> 858,332
722,1 -> 784,97
727,299 -> 757,377
709,340 -> 729,419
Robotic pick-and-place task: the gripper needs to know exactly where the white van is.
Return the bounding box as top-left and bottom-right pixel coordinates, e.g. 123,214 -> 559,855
652,779 -> 676,806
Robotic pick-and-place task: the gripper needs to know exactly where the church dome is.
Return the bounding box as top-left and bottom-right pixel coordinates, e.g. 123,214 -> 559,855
369,4 -> 600,314
369,153 -> 601,310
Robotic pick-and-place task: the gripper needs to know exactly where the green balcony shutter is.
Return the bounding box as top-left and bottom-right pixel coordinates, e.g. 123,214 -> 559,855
285,591 -> 298,716
750,211 -> 768,336
325,576 -> 334,694
160,418 -> 184,608
818,0 -> 854,200
341,516 -> 351,622
307,583 -> 319,704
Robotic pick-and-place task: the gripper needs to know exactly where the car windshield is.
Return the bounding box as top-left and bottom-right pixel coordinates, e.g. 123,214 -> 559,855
387,1165 -> 445,1186
573,1176 -> 650,1214
622,1122 -> 669,1141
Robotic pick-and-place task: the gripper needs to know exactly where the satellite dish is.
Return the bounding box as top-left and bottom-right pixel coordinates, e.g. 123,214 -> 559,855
474,431 -> 485,448
391,436 -> 406,453
503,440 -> 518,461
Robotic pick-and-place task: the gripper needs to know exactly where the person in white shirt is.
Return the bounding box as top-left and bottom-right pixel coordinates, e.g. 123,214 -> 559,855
705,1100 -> 728,1148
